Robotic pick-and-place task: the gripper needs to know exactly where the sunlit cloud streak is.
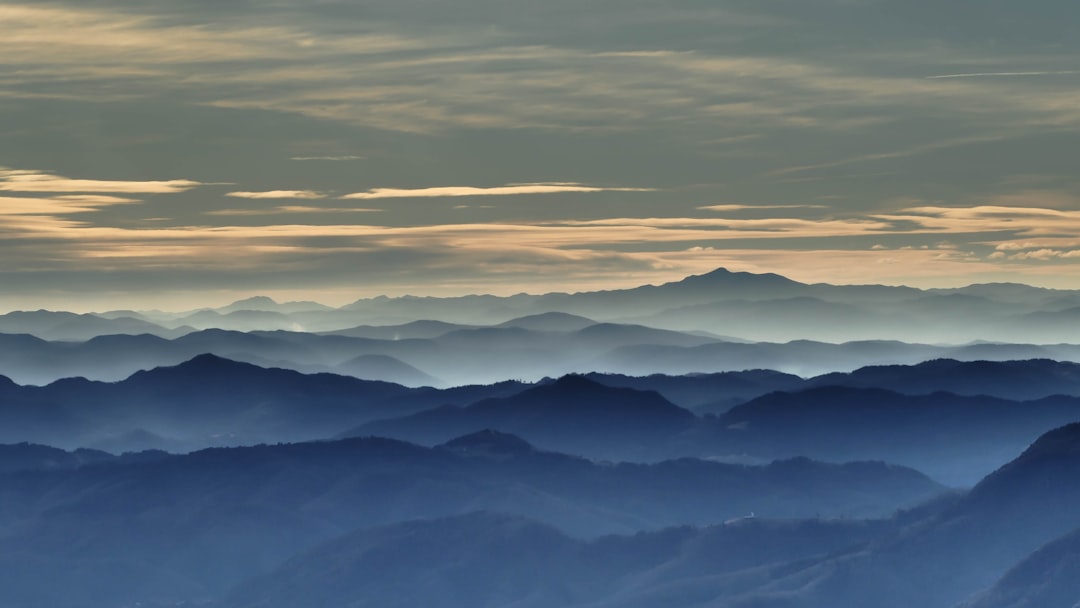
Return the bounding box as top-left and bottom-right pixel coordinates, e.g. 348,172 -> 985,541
289,155 -> 366,161
698,204 -> 828,212
227,191 -> 327,200
0,168 -> 200,194
342,183 -> 655,200
926,71 -> 1080,79
208,206 -> 379,216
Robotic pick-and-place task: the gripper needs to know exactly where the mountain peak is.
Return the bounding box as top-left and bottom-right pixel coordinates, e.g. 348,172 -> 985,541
549,373 -> 603,390
0,374 -> 18,391
128,354 -> 266,382
693,267 -> 801,283
667,267 -> 806,293
507,374 -> 696,423
230,295 -> 279,307
180,352 -> 249,368
966,422 -> 1080,511
440,429 -> 536,455
497,312 -> 596,332
1012,422 -> 1080,463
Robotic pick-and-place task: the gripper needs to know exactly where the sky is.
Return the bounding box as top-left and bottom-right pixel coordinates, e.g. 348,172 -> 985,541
4,0 -> 1080,310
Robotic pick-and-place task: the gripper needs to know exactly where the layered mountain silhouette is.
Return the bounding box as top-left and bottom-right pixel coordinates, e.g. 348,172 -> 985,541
0,355 -> 434,449
348,373 -> 1080,484
0,434 -> 941,607
962,527 -> 1080,608
10,267 -> 1080,385
809,358 -> 1080,401
2,355 -> 1079,484
714,422 -> 1080,608
217,423 -> 1080,608
5,268 -> 1080,607
349,375 -> 699,460
8,324 -> 1080,388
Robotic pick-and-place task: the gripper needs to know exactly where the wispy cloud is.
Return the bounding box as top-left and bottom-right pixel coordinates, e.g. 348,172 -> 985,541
227,190 -> 327,200
207,206 -> 378,216
342,183 -> 655,200
0,168 -> 200,194
767,135 -> 1006,176
289,155 -> 366,161
0,195 -> 133,216
927,70 -> 1080,79
51,194 -> 140,204
698,204 -> 828,212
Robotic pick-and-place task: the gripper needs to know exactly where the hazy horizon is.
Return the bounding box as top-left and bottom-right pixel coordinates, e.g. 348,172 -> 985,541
4,265 -> 1080,314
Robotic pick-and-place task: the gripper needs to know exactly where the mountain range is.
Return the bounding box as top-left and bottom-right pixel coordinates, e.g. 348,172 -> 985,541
222,423 -> 1080,608
0,420 -> 1049,608
3,355 -> 1080,485
0,432 -> 942,607
160,268 -> 1080,347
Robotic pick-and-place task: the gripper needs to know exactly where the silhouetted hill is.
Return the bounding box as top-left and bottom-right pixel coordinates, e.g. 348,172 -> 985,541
721,423 -> 1080,608
597,338 -> 947,377
573,322 -> 718,348
0,443 -> 111,473
216,296 -> 332,314
632,296 -> 890,342
349,375 -> 699,459
962,423 -> 1080,528
333,353 -> 439,386
497,312 -> 597,331
440,429 -> 537,456
0,355 -> 447,449
223,513 -> 582,608
221,512 -> 892,608
323,319 -> 471,340
175,309 -> 300,331
583,369 -> 805,412
0,373 -> 17,392
0,310 -> 180,341
962,527 -> 1080,608
718,386 -> 1080,484
811,359 -> 1080,400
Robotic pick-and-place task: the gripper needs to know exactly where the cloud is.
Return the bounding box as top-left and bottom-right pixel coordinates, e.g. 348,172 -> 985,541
876,205 -> 1080,237
8,0 -> 1080,142
0,194 -> 145,217
926,71 -> 1080,80
51,195 -> 140,204
227,190 -> 327,200
341,183 -> 655,200
0,168 -> 200,194
207,206 -> 379,216
767,135 -> 1007,177
698,204 -> 828,212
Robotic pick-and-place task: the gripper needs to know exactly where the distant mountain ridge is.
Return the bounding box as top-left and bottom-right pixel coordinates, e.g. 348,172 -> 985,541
12,315 -> 1080,387
8,267 -> 1080,345
1,355 -> 1079,483
350,375 -> 698,460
